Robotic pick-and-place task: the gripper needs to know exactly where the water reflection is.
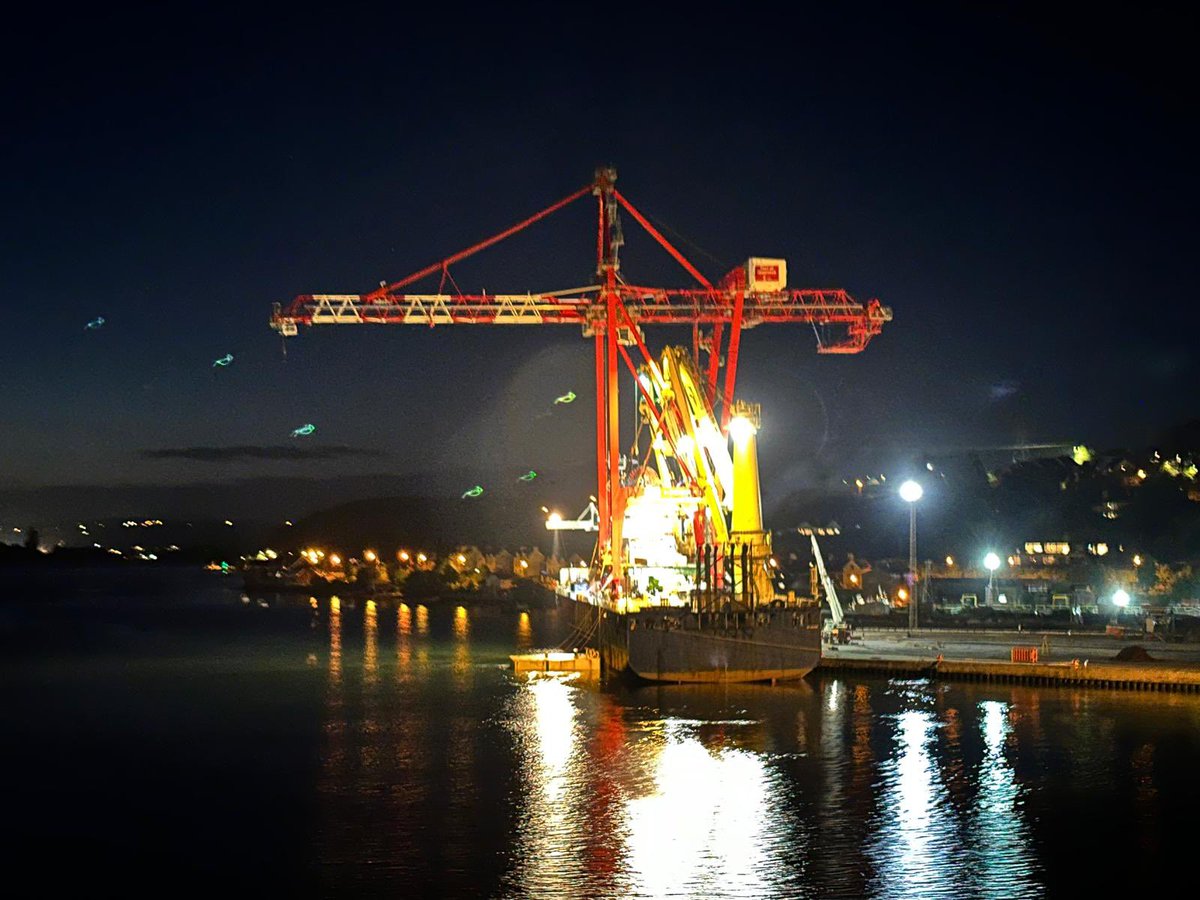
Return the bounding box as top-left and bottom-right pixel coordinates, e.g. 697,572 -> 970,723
395,604 -> 412,680
624,720 -> 779,898
294,604 -> 1200,897
516,610 -> 532,650
506,674 -> 588,896
968,701 -> 1038,898
328,595 -> 342,687
504,678 -> 802,899
870,703 -> 966,899
363,599 -> 378,687
452,606 -> 472,689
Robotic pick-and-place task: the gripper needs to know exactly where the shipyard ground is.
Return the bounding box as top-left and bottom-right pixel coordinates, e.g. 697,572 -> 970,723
818,627 -> 1200,692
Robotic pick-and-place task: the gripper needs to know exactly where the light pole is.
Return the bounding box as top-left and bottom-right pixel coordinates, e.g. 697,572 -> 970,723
899,480 -> 923,634
984,552 -> 1000,606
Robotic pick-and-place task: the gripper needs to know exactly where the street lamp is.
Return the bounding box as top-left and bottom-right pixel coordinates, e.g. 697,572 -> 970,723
899,480 -> 923,633
984,551 -> 1000,606
1111,588 -> 1131,627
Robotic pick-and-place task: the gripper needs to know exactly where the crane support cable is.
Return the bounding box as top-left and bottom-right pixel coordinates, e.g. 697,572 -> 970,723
365,184 -> 592,300
613,190 -> 713,289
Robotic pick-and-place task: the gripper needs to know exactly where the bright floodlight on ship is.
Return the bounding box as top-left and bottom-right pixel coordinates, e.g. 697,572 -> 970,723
676,434 -> 696,458
1113,588 -> 1131,608
547,511 -> 563,526
899,479 -> 923,503
728,415 -> 757,445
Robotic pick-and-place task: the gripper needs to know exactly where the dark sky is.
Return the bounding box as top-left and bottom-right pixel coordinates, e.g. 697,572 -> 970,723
2,3 -> 1196,524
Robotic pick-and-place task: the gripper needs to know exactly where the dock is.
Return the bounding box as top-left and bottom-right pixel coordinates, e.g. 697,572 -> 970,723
511,649 -> 601,676
816,629 -> 1200,693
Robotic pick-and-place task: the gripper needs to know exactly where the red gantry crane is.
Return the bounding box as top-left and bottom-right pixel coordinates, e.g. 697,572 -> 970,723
271,167 -> 891,593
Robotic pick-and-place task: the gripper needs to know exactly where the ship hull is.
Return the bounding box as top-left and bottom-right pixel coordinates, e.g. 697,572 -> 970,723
573,600 -> 822,684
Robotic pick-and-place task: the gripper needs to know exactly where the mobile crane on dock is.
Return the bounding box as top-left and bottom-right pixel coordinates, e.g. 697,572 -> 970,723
799,526 -> 853,645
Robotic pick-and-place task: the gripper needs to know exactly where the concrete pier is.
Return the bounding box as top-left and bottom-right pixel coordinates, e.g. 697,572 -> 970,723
816,628 -> 1200,693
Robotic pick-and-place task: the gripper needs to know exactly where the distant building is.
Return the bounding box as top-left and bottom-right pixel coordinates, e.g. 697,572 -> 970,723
450,545 -> 485,573
486,549 -> 513,575
841,554 -> 870,591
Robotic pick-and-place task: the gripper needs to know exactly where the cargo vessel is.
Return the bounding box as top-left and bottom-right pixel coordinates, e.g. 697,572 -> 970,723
572,599 -> 821,683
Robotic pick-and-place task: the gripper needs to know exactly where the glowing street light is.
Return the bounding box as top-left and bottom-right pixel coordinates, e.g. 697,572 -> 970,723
984,551 -> 1000,605
398,550 -> 410,563
898,479 -> 923,504
363,549 -> 377,563
1113,588 -> 1131,608
899,480 -> 923,633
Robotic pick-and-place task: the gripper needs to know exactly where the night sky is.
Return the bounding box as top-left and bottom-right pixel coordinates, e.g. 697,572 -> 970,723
3,4 -> 1195,526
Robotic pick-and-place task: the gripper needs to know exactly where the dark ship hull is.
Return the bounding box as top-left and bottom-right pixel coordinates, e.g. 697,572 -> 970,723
573,600 -> 822,683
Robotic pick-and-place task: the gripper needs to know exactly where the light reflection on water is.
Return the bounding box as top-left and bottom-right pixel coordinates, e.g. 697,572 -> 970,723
253,598 -> 1200,895
292,602 -> 1200,897
503,676 -> 796,899
22,572 -> 1200,896
969,701 -> 1038,899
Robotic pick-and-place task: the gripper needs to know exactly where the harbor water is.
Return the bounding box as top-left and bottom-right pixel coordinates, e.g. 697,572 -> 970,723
1,566 -> 1196,897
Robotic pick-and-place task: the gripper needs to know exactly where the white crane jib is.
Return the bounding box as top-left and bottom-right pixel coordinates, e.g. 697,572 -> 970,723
809,534 -> 845,627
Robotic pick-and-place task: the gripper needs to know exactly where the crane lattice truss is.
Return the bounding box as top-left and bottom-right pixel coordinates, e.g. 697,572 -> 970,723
271,168 -> 892,590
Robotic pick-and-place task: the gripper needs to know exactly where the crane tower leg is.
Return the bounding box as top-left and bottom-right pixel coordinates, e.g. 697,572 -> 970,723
595,331 -> 609,554
606,289 -> 623,595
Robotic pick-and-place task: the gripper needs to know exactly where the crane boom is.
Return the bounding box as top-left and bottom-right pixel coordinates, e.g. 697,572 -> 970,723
809,534 -> 846,627
272,288 -> 890,354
